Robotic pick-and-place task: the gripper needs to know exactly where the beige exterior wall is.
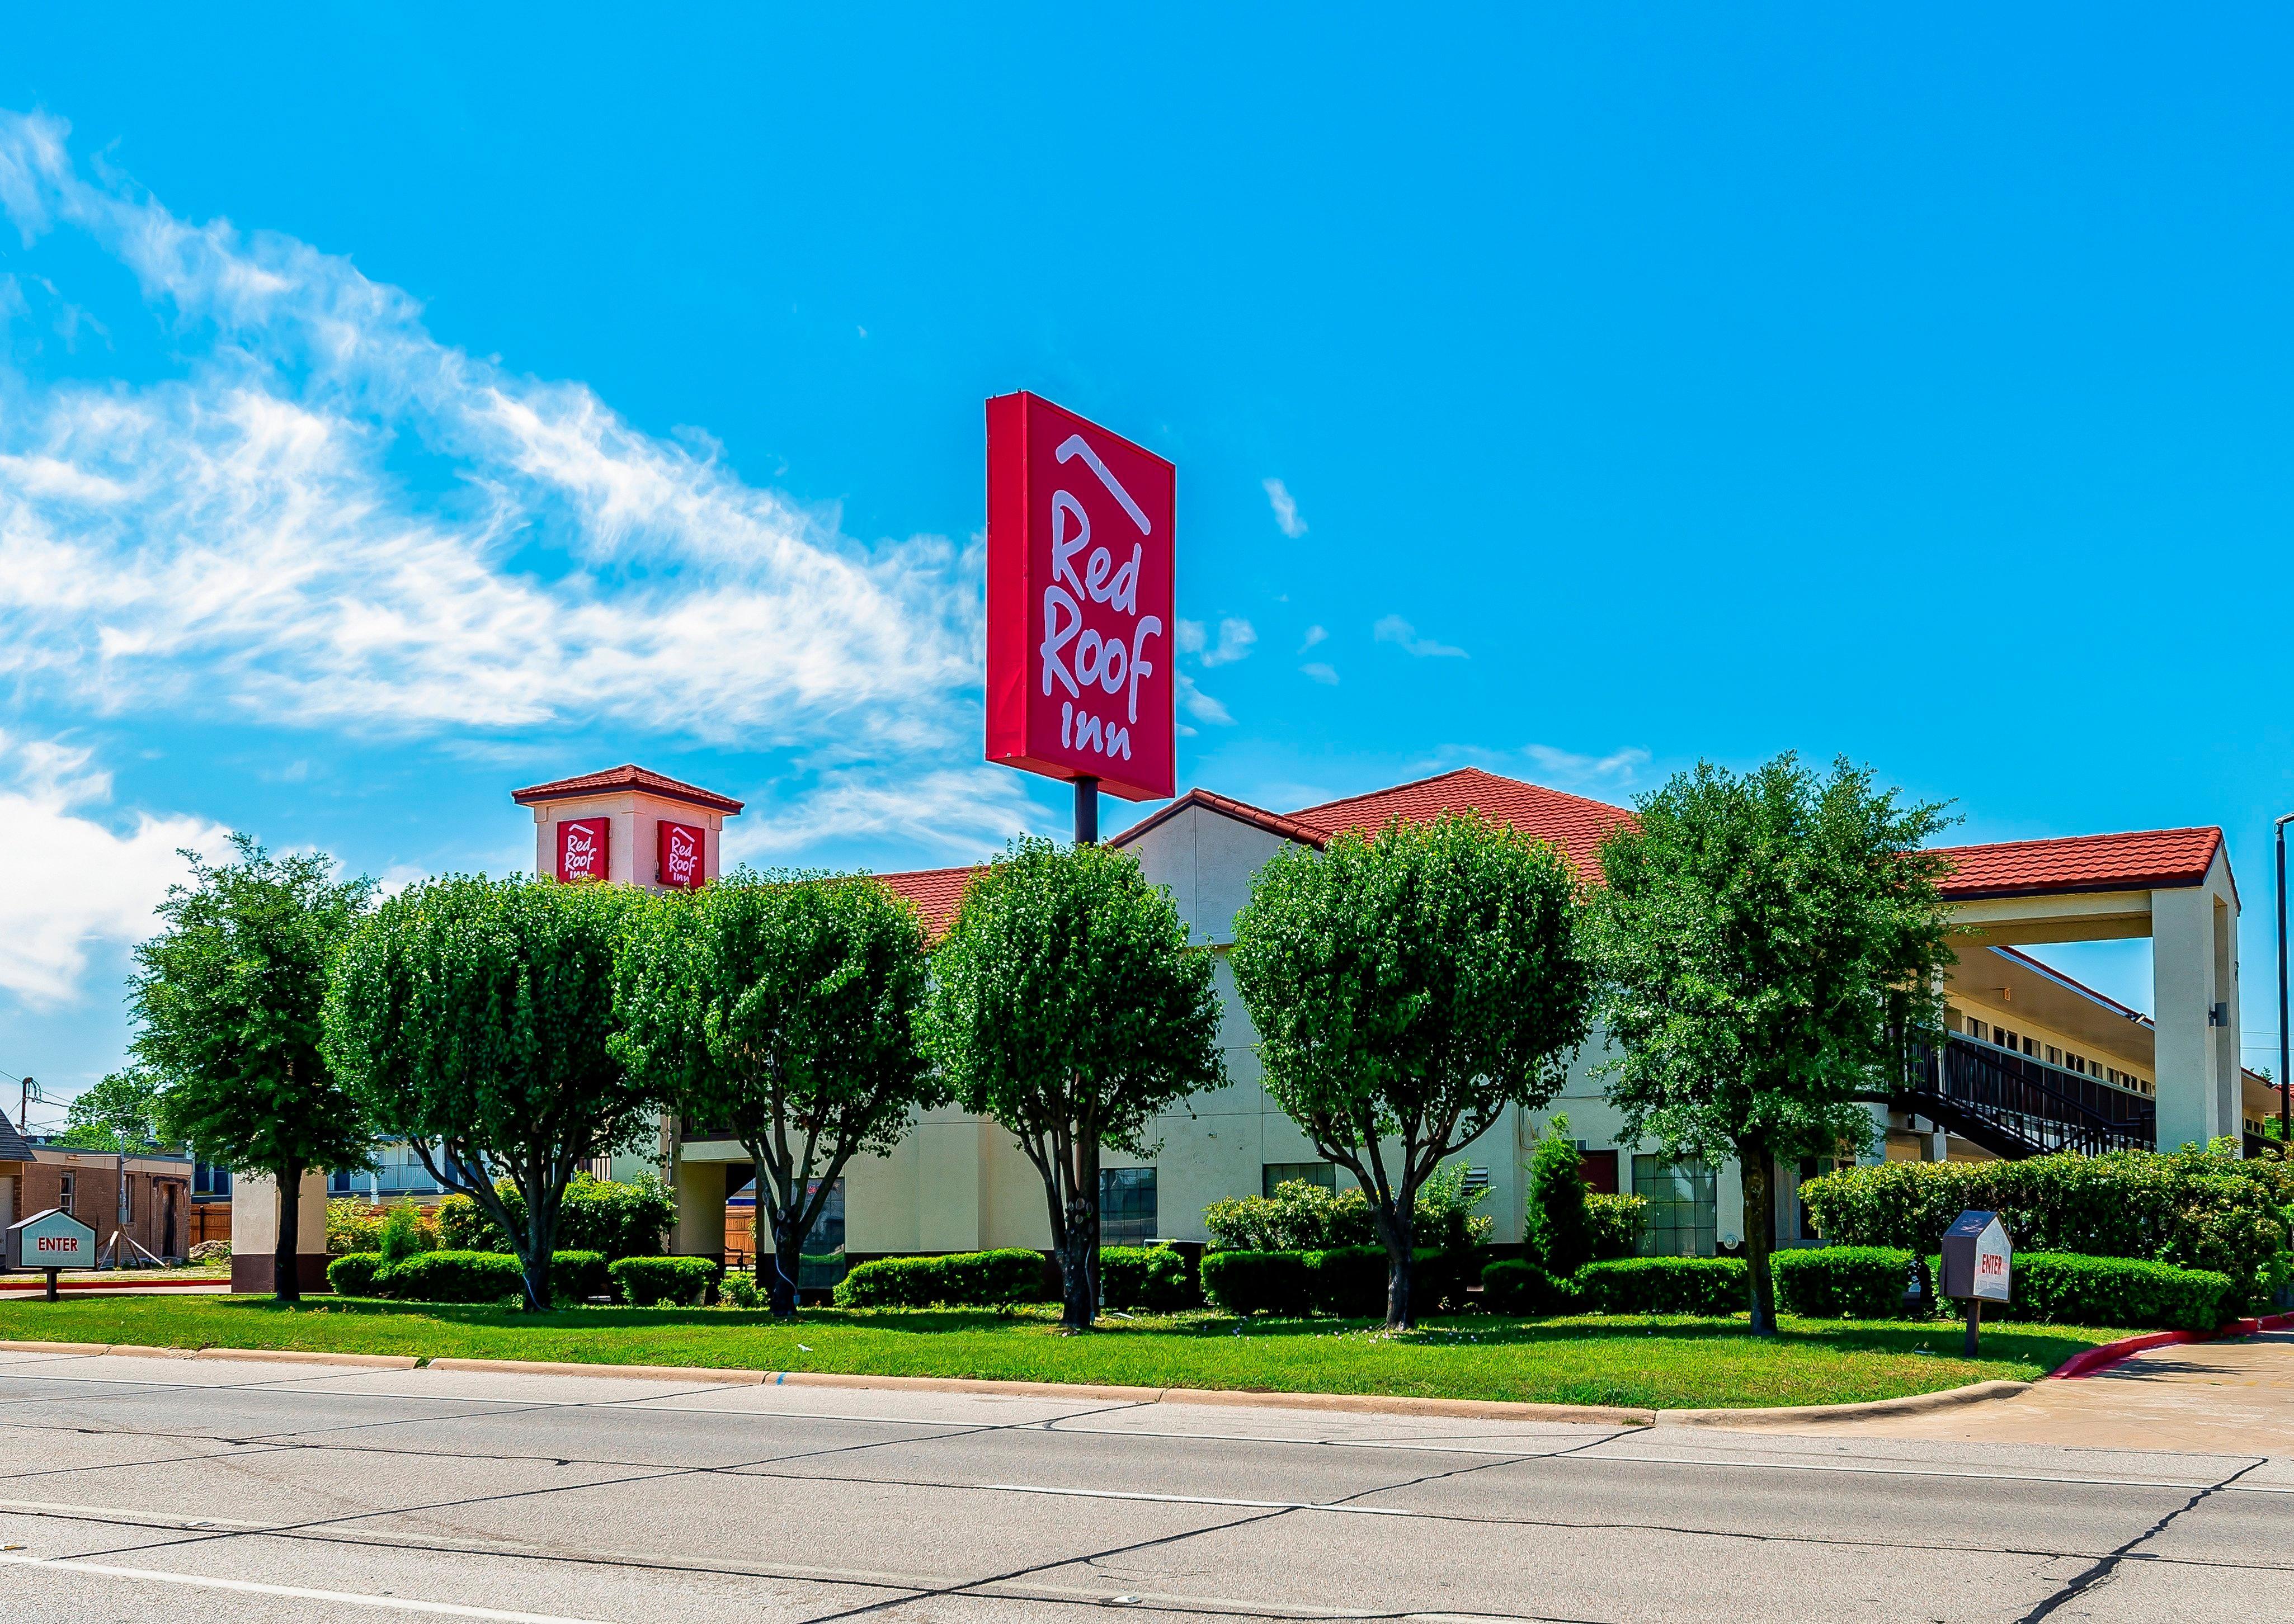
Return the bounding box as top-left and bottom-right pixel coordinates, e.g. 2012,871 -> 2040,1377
527,791 -> 727,891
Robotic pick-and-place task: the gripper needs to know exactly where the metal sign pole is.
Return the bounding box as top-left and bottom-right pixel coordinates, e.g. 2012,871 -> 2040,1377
1963,1295 -> 1980,1359
1074,776 -> 1099,846
2277,813 -> 2292,1152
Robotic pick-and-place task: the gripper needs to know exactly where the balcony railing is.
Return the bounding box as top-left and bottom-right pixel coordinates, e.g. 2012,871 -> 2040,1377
1896,1034 -> 2155,1158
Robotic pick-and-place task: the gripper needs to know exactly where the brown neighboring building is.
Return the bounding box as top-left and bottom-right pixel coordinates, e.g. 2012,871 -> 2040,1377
18,1145 -> 194,1263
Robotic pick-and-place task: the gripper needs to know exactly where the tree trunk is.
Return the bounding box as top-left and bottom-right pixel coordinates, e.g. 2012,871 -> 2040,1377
1742,1148 -> 1777,1336
768,1203 -> 807,1319
1055,1136 -> 1100,1332
274,1160 -> 303,1306
1377,1197 -> 1416,1330
519,1192 -> 557,1313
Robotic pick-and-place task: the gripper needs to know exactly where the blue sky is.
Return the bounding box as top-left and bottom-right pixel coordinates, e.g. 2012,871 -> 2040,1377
3,8 -> 2290,1116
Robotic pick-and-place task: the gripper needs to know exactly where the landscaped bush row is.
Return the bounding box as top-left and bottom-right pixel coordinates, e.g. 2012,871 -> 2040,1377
326,1249 -> 686,1305
1770,1247 -> 1914,1320
1201,1164 -> 1494,1254
435,1173 -> 677,1262
1481,1255 -> 1749,1316
1199,1247 -> 1472,1316
1799,1146 -> 2293,1306
832,1248 -> 1046,1308
1098,1245 -> 1196,1311
1925,1251 -> 2237,1332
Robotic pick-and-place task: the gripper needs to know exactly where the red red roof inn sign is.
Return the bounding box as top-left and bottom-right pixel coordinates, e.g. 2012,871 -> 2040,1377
984,392 -> 1175,802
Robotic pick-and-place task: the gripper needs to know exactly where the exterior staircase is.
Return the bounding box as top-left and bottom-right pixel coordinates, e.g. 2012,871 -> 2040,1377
1885,1035 -> 2155,1160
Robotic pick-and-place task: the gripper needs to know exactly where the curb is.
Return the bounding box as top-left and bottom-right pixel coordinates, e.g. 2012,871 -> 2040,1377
1655,1379 -> 2029,1428
2049,1310 -> 2294,1380
0,1278 -> 231,1293
0,1340 -> 416,1370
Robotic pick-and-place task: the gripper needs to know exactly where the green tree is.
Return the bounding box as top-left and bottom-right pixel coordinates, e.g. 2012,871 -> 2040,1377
324,875 -> 653,1312
925,839 -> 1223,1331
1524,1116 -> 1595,1278
1590,754 -> 1956,1335
614,872 -> 936,1317
1231,812 -> 1594,1327
137,835 -> 376,1303
56,1067 -> 171,1153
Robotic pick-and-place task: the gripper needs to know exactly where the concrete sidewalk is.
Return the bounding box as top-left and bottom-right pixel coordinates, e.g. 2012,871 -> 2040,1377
1736,1328 -> 2294,1453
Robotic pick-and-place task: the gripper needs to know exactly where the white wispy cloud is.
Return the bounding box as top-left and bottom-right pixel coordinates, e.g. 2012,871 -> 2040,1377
0,110 -> 981,763
1297,625 -> 1327,653
1174,616 -> 1256,668
1300,662 -> 1339,686
1372,615 -> 1467,659
0,735 -> 231,1006
1176,672 -> 1233,726
1262,477 -> 1307,538
724,763 -> 1043,866
1523,744 -> 1651,789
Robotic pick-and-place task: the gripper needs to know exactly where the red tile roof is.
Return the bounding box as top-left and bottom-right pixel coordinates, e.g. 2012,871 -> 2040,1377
1934,828 -> 2224,901
1107,787 -> 1334,854
510,764 -> 745,815
870,865 -> 983,938
1289,767 -> 1636,880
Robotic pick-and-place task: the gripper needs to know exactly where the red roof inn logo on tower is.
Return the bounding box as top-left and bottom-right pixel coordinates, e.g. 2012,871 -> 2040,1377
657,820 -> 704,890
983,392 -> 1175,802
557,816 -> 610,882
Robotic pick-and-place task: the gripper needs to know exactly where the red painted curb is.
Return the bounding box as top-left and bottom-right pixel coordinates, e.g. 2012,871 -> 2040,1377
0,1277 -> 229,1293
2047,1310 -> 2294,1380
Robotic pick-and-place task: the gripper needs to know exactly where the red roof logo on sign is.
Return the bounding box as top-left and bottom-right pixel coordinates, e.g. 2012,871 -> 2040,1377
657,820 -> 704,890
983,393 -> 1176,803
558,816 -> 610,883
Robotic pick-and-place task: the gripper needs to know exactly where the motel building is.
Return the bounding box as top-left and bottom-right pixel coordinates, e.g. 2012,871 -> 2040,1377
232,762 -> 2286,1285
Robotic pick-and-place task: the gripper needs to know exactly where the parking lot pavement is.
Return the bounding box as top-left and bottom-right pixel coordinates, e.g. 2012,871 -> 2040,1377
0,1348 -> 2287,1622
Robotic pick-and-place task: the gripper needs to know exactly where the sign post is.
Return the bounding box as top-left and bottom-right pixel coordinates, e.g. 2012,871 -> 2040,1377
1939,1209 -> 2013,1358
7,1208 -> 98,1302
983,392 -> 1176,844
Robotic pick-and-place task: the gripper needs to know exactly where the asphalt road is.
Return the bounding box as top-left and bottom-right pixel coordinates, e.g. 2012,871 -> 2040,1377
1,1348 -> 2288,1623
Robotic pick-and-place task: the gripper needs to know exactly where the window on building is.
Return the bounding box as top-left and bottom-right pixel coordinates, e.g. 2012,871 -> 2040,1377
2024,1036 -> 2037,1057
58,1173 -> 74,1215
1965,1017 -> 1986,1041
1632,1156 -> 1716,1257
2046,1045 -> 2062,1066
1100,1167 -> 1158,1245
192,1162 -> 230,1197
795,1178 -> 846,1290
122,1177 -> 133,1222
1262,1162 -> 1337,1198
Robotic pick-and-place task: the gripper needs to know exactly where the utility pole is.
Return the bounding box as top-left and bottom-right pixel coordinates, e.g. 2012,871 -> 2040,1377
2277,814 -> 2292,1154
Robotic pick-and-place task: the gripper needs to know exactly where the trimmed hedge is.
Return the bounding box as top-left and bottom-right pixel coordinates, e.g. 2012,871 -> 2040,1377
1575,1256 -> 1747,1316
1927,1250 -> 2236,1332
1480,1258 -> 1570,1315
326,1253 -> 384,1297
553,1249 -> 610,1302
1771,1247 -> 1915,1320
1099,1246 -> 1195,1311
1201,1249 -> 1312,1316
831,1248 -> 1045,1309
1800,1147 -> 2293,1306
375,1249 -> 525,1304
610,1255 -> 722,1307
436,1173 -> 677,1262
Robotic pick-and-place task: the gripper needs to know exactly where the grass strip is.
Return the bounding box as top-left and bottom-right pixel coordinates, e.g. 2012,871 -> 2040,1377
0,1296 -> 2119,1410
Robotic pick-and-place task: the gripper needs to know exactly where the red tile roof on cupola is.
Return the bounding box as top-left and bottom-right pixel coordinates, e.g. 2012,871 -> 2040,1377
871,865 -> 983,938
1288,767 -> 1636,880
1933,827 -> 2225,901
510,764 -> 745,815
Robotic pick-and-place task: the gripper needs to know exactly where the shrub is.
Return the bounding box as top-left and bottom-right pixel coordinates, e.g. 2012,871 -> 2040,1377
552,1249 -> 610,1302
1926,1250 -> 2237,1332
1524,1121 -> 1594,1277
719,1269 -> 763,1309
831,1249 -> 1047,1309
326,1253 -> 384,1297
1575,1256 -> 1747,1316
1480,1257 -> 1573,1315
377,1203 -> 432,1265
1799,1145 -> 2293,1307
1201,1249 -> 1313,1316
1585,1193 -> 1647,1261
1202,1163 -> 1494,1254
610,1255 -> 723,1307
1301,1245 -> 1467,1316
326,1198 -> 384,1257
1771,1247 -> 1915,1320
1099,1245 -> 1195,1311
435,1172 -> 676,1261
375,1249 -> 525,1304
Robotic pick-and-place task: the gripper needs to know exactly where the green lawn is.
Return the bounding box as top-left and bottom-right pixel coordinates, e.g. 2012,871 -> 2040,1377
0,1295 -> 2119,1410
